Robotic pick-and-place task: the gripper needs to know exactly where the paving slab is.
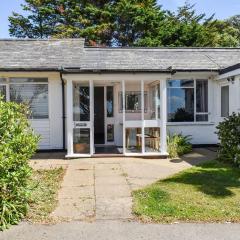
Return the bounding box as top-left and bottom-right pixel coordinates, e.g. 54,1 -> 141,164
95,184 -> 131,198
95,169 -> 123,177
62,171 -> 94,187
58,186 -> 94,199
96,197 -> 132,220
52,198 -> 95,220
95,176 -> 128,185
95,163 -> 122,170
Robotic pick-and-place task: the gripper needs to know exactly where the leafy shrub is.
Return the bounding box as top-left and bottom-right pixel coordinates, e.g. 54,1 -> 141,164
216,113 -> 240,167
167,133 -> 192,158
0,99 -> 39,230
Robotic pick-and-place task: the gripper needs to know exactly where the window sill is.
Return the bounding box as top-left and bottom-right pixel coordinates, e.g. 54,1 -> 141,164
167,122 -> 215,126
29,119 -> 50,121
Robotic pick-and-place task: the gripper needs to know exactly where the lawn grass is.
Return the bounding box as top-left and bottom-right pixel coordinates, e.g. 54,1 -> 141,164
26,167 -> 65,223
133,160 -> 240,223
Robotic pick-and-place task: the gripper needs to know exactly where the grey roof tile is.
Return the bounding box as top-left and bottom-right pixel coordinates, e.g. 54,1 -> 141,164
0,39 -> 240,71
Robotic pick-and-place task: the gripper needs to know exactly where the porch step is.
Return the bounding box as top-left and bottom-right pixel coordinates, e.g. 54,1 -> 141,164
92,154 -> 124,158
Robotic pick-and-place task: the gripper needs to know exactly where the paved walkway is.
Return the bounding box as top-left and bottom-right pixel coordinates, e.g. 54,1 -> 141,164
30,148 -> 217,221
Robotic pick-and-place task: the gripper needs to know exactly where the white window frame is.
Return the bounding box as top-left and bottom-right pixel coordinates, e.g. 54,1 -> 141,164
119,91 -> 148,113
167,78 -> 210,123
220,84 -> 230,118
121,79 -> 167,157
2,78 -> 49,120
0,84 -> 8,101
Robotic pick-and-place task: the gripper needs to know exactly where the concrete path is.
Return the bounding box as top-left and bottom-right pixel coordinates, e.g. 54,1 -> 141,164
1,221 -> 239,240
31,148 -> 217,221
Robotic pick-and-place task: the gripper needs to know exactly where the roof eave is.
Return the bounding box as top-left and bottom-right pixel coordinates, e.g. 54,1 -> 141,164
219,63 -> 240,75
0,67 -> 220,74
0,67 -> 60,72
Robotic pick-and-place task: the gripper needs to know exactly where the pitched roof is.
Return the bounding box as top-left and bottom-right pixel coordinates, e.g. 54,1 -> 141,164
0,39 -> 85,71
0,38 -> 240,72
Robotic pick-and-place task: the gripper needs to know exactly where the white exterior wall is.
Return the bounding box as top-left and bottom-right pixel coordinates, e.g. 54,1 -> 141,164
32,74 -> 63,149
215,75 -> 240,123
0,72 -> 63,150
35,72 -> 240,149
53,72 -> 240,148
167,124 -> 218,144
48,74 -> 63,149
62,72 -> 222,147
3,70 -> 238,150
166,73 -> 219,145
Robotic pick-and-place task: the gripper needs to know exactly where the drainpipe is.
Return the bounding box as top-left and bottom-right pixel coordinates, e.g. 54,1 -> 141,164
60,67 -> 66,150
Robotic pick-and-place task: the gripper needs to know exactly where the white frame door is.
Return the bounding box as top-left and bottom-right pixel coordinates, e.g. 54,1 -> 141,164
66,79 -> 94,158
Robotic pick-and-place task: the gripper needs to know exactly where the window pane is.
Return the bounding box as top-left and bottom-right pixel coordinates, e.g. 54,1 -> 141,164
0,85 -> 6,101
119,92 -> 147,112
126,92 -> 141,111
73,84 -> 90,121
167,88 -> 194,122
144,128 -> 160,153
73,128 -> 90,154
10,84 -> 48,119
125,128 -> 142,153
150,84 -> 160,119
0,78 -> 7,84
196,80 -> 208,113
221,86 -> 229,117
10,78 -> 48,83
196,114 -> 208,122
107,86 -> 114,117
107,124 -> 114,142
157,84 -> 160,119
167,80 -> 194,88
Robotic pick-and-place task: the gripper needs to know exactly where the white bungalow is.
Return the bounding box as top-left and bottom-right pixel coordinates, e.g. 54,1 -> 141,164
0,39 -> 239,158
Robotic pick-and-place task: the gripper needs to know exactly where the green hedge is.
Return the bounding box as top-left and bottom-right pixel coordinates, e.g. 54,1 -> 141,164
216,113 -> 240,167
0,99 -> 39,230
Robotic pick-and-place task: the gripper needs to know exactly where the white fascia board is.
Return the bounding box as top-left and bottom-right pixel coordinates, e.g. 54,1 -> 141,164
217,69 -> 240,80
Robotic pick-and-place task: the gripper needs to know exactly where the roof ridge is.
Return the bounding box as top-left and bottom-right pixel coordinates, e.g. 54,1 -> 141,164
84,47 -> 240,51
0,38 -> 85,42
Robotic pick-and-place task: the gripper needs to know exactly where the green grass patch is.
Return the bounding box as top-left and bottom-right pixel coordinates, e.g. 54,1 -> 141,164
133,160 -> 240,223
26,167 -> 65,223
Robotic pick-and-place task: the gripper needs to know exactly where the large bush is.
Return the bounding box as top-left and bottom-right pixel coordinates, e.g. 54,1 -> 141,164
0,99 -> 39,230
167,133 -> 192,158
216,113 -> 240,167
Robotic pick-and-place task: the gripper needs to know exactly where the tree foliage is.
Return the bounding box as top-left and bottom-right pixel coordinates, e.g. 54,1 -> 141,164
8,0 -> 240,47
227,15 -> 240,40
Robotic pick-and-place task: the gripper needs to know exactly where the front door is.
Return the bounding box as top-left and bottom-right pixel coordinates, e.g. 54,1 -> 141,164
94,87 -> 105,144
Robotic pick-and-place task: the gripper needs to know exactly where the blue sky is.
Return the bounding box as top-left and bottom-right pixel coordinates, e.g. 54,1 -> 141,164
1,0 -> 240,38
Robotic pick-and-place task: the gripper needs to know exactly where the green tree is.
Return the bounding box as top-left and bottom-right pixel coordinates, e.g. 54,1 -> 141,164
156,2 -> 239,47
9,0 -> 59,38
227,15 -> 240,41
50,0 -> 115,45
9,0 -> 165,46
9,0 -> 113,43
206,20 -> 240,47
110,0 -> 165,46
8,0 -> 240,47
